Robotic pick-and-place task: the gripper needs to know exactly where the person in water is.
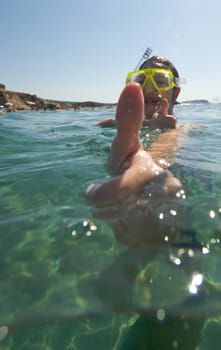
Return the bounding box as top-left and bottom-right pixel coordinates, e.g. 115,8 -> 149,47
87,55 -> 185,247
87,81 -> 184,247
96,55 -> 181,130
86,58 -> 208,349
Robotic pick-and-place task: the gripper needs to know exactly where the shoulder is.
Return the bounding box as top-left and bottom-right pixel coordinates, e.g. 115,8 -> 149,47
96,118 -> 116,128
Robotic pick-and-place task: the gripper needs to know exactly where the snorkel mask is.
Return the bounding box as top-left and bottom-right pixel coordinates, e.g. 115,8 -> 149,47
126,47 -> 180,92
126,68 -> 178,92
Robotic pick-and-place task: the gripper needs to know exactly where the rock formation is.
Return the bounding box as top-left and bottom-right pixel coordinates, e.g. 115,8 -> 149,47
0,85 -> 116,112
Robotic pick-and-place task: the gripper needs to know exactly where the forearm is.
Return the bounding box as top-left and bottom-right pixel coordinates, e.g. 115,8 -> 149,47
147,128 -> 181,166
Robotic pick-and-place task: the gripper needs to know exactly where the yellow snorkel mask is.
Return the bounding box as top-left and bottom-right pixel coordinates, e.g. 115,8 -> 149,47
126,68 -> 178,92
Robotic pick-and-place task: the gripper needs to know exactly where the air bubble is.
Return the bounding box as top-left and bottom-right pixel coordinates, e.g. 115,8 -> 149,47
156,308 -> 166,321
209,210 -> 216,218
159,213 -> 164,220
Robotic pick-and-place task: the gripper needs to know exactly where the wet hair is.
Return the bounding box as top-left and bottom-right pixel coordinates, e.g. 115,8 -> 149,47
139,56 -> 179,83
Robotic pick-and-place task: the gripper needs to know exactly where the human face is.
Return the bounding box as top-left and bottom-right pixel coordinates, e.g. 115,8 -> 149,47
143,78 -> 175,118
139,62 -> 179,119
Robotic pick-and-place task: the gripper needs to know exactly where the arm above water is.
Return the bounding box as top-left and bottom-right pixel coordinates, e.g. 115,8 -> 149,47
96,98 -> 177,130
96,118 -> 116,128
96,116 -> 177,130
148,128 -> 181,166
147,123 -> 197,167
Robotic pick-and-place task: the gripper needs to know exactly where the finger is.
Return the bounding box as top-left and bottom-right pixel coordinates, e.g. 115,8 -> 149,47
116,82 -> 144,134
107,82 -> 144,174
160,98 -> 169,116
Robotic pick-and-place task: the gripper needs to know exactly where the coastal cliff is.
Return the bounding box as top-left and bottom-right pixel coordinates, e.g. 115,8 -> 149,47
0,86 -> 115,112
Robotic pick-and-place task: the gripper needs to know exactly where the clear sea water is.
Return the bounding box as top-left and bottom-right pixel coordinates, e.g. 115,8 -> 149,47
0,103 -> 221,349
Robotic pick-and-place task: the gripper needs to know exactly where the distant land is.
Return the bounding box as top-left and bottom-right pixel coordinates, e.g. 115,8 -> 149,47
179,99 -> 210,105
0,84 -> 116,112
0,83 -> 210,113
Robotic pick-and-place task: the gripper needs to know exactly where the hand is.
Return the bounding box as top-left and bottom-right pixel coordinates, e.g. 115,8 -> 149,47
87,168 -> 184,248
144,98 -> 177,129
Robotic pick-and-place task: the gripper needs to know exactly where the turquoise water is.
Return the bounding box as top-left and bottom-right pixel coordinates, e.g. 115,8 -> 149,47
0,104 -> 221,349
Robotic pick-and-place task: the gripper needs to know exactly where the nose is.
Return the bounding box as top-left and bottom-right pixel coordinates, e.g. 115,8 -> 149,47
143,80 -> 156,94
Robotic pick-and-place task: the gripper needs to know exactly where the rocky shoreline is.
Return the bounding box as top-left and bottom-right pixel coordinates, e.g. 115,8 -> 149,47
0,86 -> 211,114
0,87 -> 116,112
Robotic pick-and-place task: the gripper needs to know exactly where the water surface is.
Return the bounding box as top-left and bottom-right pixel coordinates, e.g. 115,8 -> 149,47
0,104 -> 221,349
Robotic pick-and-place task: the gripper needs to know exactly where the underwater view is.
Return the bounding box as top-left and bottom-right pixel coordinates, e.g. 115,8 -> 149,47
1,102 -> 221,349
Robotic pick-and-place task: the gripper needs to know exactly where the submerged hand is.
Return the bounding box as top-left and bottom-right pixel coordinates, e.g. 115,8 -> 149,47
87,169 -> 184,248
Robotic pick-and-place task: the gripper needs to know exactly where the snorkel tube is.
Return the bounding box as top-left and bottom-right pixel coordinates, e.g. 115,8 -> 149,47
134,47 -> 163,99
135,47 -> 153,70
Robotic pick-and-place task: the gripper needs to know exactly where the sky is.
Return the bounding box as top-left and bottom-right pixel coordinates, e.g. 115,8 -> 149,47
1,0 -> 221,103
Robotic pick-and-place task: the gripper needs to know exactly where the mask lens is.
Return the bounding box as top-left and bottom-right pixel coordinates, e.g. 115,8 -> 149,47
129,72 -> 146,86
153,72 -> 172,89
126,69 -> 175,91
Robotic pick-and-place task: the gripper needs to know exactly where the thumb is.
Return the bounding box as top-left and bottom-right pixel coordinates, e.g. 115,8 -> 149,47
160,98 -> 169,116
